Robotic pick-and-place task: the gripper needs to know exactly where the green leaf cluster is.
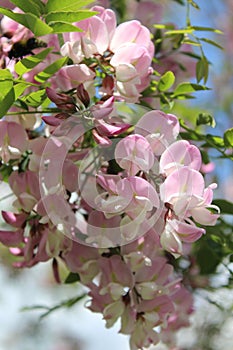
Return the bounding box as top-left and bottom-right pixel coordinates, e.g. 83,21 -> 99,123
153,10 -> 223,87
0,70 -> 14,118
0,0 -> 96,36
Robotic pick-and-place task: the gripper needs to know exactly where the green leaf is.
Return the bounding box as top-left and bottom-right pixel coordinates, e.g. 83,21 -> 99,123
188,0 -> 200,10
34,57 -> 68,83
196,113 -> 215,127
0,69 -> 15,118
212,199 -> 233,215
182,38 -> 201,46
45,0 -> 94,12
199,38 -> 223,50
22,89 -> 47,107
195,236 -> 224,274
14,99 -> 29,111
0,8 -> 53,36
180,51 -> 202,60
158,71 -> 175,91
210,234 -> 223,245
205,134 -> 224,148
200,150 -> 210,164
171,0 -> 185,4
196,56 -> 209,84
45,10 -> 97,24
224,128 -> 233,147
48,21 -> 83,33
21,293 -> 87,320
15,48 -> 52,75
7,0 -> 41,16
65,272 -> 80,284
170,34 -> 184,50
173,82 -> 211,96
14,83 -> 28,99
10,0 -> 47,15
0,163 -> 13,181
8,0 -> 46,14
160,93 -> 174,109
165,28 -> 194,35
30,0 -> 46,14
0,69 -> 13,82
154,24 -> 175,30
191,26 -> 223,34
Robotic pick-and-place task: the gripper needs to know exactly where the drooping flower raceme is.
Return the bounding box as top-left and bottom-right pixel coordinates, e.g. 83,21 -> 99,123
0,103 -> 220,350
0,4 -> 221,350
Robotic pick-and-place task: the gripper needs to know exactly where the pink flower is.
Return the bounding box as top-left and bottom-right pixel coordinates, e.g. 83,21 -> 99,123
135,110 -> 180,155
129,295 -> 174,349
98,255 -> 134,299
160,219 -> 205,257
92,129 -> 112,146
86,210 -> 122,247
54,64 -> 95,91
96,175 -> 159,222
201,162 -> 215,174
95,175 -> 134,216
1,211 -> 27,228
159,166 -> 219,257
159,140 -> 202,176
62,242 -> 99,284
9,170 -> 40,212
28,137 -> 47,172
191,183 -> 220,226
0,121 -> 28,163
14,224 -> 71,268
160,224 -> 183,258
134,256 -> 174,299
62,7 -> 116,60
124,176 -> 160,219
0,229 -> 24,247
110,43 -> 153,102
95,117 -> 131,137
62,159 -> 79,193
92,5 -> 116,42
115,134 -> 154,176
109,20 -> 154,56
161,285 -> 194,345
129,320 -> 160,350
160,167 -> 220,225
137,295 -> 175,326
90,96 -> 115,120
60,7 -> 154,102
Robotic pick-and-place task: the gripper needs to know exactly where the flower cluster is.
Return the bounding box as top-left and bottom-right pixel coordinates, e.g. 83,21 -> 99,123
0,2 -> 220,350
63,231 -> 194,350
57,6 -> 154,102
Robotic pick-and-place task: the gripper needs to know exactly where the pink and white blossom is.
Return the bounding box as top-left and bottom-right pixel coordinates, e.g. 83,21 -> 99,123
0,121 -> 28,163
115,134 -> 154,176
135,110 -> 180,155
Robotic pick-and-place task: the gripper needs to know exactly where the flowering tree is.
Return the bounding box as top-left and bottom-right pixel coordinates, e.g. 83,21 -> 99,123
0,0 -> 232,349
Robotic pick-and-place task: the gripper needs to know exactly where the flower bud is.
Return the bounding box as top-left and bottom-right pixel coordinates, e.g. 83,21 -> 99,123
46,87 -> 76,111
76,83 -> 90,108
